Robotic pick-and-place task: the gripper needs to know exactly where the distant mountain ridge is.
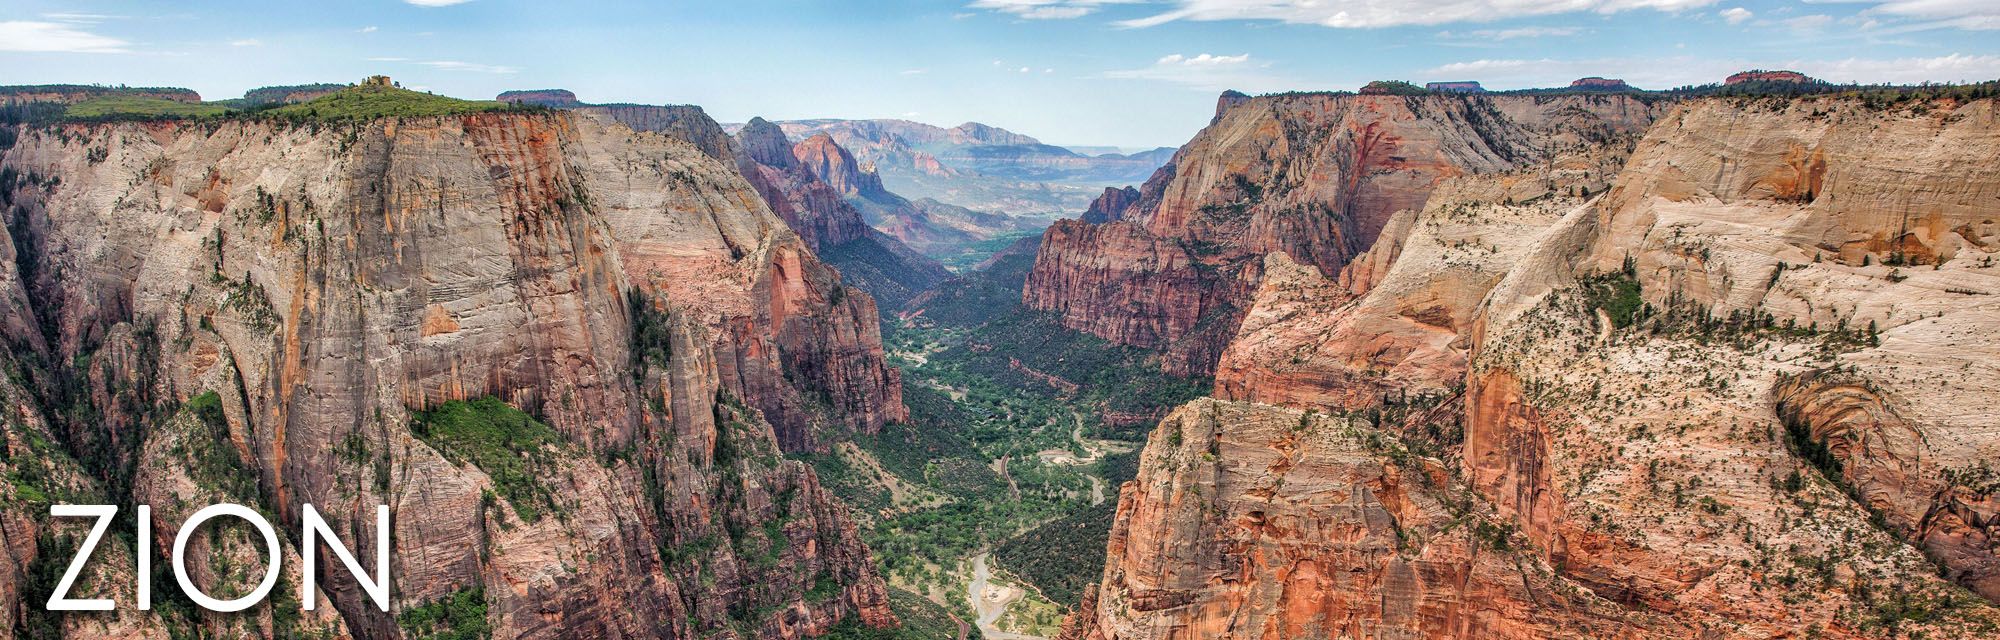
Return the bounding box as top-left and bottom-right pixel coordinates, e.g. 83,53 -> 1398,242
742,118 -> 1173,215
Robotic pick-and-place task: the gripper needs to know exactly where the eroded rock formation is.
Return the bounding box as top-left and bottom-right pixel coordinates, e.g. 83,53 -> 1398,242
0,109 -> 900,638
1025,91 -> 1664,376
1066,95 -> 2000,638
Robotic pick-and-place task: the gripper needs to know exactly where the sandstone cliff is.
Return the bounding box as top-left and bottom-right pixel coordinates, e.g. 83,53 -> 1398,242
1025,92 -> 1665,376
1066,94 -> 2000,638
0,109 -> 900,638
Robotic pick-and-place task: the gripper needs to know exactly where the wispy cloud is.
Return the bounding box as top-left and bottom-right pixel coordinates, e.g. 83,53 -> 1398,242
1437,26 -> 1582,41
969,0 -> 1140,20
1719,7 -> 1753,25
230,38 -> 262,47
1105,53 -> 1294,92
0,20 -> 131,53
1120,0 -> 1719,29
358,26 -> 379,33
419,60 -> 519,74
900,68 -> 928,76
1848,0 -> 2000,31
40,13 -> 126,24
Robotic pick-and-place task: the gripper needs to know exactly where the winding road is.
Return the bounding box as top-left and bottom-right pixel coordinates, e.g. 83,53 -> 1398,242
967,553 -> 1043,640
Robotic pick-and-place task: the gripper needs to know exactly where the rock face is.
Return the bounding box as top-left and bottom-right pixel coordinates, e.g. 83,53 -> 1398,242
0,110 -> 899,638
1025,92 -> 1665,376
732,119 -> 950,310
496,89 -> 583,108
1425,81 -> 1486,93
1726,70 -> 1814,85
1568,77 -> 1632,91
1067,95 -> 2000,638
1080,186 -> 1140,224
1216,139 -> 1636,410
1063,399 -> 1673,640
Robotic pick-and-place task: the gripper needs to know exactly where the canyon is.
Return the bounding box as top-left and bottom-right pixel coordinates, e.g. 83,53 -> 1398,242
6,71 -> 2000,640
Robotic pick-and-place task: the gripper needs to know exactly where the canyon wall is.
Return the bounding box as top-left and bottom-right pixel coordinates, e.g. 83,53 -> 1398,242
1065,95 -> 2000,638
0,110 -> 899,638
1025,92 -> 1664,376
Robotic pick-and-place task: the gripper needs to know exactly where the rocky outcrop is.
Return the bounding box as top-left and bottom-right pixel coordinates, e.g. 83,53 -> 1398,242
1471,94 -> 2000,606
1025,91 -> 1665,376
1216,140 -> 1637,411
1080,186 -> 1139,224
732,119 -> 950,310
1426,81 -> 1486,93
0,109 -> 899,637
497,89 -> 583,108
1063,399 -> 1676,639
1726,70 -> 1814,85
1568,77 -> 1632,91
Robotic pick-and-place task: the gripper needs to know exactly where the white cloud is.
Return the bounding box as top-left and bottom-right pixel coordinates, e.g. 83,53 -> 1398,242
40,13 -> 124,24
1812,53 -> 2000,84
419,60 -> 519,74
0,21 -> 130,53
230,38 -> 262,47
1105,52 -> 1294,91
1850,0 -> 2000,31
1438,26 -> 1582,41
900,68 -> 928,75
359,26 -> 379,33
968,0 -> 1140,20
405,0 -> 474,6
1120,0 -> 1719,29
1019,66 -> 1032,72
1720,7 -> 1752,24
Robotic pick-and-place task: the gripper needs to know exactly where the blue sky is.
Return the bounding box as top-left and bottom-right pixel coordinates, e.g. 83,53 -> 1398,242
3,1 -> 1998,148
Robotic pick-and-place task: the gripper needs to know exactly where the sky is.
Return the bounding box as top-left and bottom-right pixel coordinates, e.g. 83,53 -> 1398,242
3,1 -> 1998,148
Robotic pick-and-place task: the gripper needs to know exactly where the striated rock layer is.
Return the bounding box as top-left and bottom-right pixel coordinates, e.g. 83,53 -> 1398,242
0,110 -> 899,638
1063,398 -> 1676,640
1066,95 -> 2000,639
1025,92 -> 1665,376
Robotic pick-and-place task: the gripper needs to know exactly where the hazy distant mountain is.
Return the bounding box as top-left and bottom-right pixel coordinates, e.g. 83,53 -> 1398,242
725,118 -> 1173,216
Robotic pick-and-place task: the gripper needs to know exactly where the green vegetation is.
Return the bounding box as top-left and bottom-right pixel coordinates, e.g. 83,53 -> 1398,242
266,84 -> 522,121
1583,257 -> 1645,329
991,499 -> 1115,607
936,231 -> 1040,272
175,391 -> 260,501
1360,80 -> 1431,96
398,586 -> 492,640
411,397 -> 564,523
819,588 -> 979,640
64,96 -> 230,120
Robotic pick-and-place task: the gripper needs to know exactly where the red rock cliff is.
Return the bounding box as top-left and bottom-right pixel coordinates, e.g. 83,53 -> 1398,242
0,110 -> 900,637
1025,92 -> 1663,376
